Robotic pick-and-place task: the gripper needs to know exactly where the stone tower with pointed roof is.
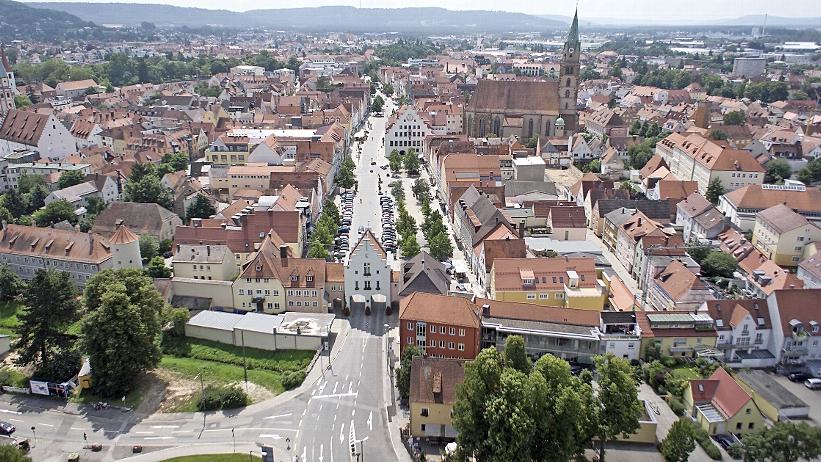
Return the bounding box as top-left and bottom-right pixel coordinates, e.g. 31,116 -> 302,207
0,45 -> 16,120
558,8 -> 581,134
109,224 -> 143,270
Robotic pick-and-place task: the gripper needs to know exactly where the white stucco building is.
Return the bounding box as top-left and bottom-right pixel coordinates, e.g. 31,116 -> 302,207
344,230 -> 391,310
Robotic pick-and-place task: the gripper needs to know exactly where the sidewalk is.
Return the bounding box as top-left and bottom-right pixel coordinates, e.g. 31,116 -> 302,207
121,442 -> 287,461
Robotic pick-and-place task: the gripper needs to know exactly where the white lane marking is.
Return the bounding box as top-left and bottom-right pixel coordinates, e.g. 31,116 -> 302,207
8,418 -> 22,422
319,443 -> 324,462
339,424 -> 344,444
171,430 -> 192,434
312,392 -> 356,399
150,425 -> 179,429
302,446 -> 307,462
348,381 -> 353,394
351,409 -> 356,417
332,382 -> 339,394
367,411 -> 373,432
0,409 -> 21,415
135,431 -> 154,435
264,413 -> 292,420
144,436 -> 175,440
70,427 -> 85,431
259,434 -> 284,439
37,423 -> 55,428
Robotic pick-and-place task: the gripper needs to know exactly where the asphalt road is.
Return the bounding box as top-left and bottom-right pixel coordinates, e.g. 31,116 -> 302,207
0,99 -> 405,462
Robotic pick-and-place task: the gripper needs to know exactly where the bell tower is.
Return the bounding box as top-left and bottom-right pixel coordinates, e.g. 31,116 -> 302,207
0,45 -> 16,120
558,9 -> 580,134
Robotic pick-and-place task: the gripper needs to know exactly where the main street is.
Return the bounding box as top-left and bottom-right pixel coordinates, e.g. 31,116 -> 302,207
0,98 -> 407,462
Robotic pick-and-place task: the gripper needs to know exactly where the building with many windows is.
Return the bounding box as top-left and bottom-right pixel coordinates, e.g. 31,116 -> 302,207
384,105 -> 431,156
399,292 -> 482,359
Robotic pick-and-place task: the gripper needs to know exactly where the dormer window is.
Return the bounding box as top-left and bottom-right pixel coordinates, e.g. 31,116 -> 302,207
306,275 -> 313,283
291,275 -> 298,282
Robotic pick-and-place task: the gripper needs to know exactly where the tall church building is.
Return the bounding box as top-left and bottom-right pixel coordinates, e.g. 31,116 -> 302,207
464,9 -> 580,139
0,46 -> 16,121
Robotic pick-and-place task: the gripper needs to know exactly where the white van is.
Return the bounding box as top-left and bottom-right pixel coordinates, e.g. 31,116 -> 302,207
804,378 -> 821,390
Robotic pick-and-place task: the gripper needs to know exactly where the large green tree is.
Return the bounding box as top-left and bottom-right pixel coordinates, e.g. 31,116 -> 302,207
765,158 -> 792,183
388,150 -> 402,173
0,264 -> 24,302
396,344 -> 423,401
185,194 -> 216,220
403,149 -> 421,173
427,231 -> 453,261
723,110 -> 746,125
700,251 -> 738,278
336,155 -> 357,190
503,335 -> 530,373
730,421 -> 821,462
14,269 -> 79,368
32,199 -> 78,227
139,235 -> 159,262
401,234 -> 421,259
57,170 -> 86,189
81,270 -> 164,397
124,171 -> 173,210
0,445 -> 31,462
661,419 -> 696,462
452,347 -> 594,462
145,256 -> 171,278
705,178 -> 725,204
592,354 -> 643,462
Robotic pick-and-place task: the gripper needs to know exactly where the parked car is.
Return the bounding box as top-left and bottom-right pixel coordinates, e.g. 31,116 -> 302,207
805,378 -> 821,390
789,372 -> 811,382
712,434 -> 735,450
0,421 -> 16,436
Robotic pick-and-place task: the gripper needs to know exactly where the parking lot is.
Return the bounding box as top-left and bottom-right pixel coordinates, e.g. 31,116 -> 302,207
772,373 -> 821,425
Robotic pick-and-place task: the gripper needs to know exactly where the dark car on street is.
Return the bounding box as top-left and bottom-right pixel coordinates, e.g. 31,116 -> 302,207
0,421 -> 16,436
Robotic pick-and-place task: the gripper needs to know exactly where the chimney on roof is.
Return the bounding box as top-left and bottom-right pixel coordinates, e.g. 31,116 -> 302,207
206,245 -> 211,256
482,304 -> 490,317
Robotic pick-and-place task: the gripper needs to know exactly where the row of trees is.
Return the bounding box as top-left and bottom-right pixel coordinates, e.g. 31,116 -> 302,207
335,154 -> 357,190
414,179 -> 453,261
14,51 -> 301,89
388,148 -> 421,175
445,338 -> 643,462
6,267 -> 167,397
307,199 -> 342,260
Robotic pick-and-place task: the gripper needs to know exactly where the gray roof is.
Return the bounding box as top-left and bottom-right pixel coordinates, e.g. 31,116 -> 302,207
400,251 -> 450,296
234,312 -> 283,334
596,199 -> 671,219
604,207 -> 637,227
483,316 -> 598,338
503,180 -> 558,198
51,181 -> 98,202
735,369 -> 808,412
187,310 -> 244,330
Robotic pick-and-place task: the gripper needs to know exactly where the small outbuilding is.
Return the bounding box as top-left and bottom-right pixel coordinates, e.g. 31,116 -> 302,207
185,310 -> 334,351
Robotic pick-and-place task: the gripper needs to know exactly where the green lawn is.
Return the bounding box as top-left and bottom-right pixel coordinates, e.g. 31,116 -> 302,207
668,366 -> 701,381
71,382 -> 147,409
158,337 -> 314,410
0,301 -> 22,337
162,455 -> 262,462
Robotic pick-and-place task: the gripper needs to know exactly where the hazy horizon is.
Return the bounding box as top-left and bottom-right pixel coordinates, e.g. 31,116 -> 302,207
24,0 -> 821,21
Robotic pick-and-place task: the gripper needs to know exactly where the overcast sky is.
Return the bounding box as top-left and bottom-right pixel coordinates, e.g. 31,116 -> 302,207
33,0 -> 820,20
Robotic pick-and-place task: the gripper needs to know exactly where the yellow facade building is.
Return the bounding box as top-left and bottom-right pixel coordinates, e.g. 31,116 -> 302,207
489,257 -> 607,311
752,203 -> 821,267
684,368 -> 765,436
409,357 -> 465,439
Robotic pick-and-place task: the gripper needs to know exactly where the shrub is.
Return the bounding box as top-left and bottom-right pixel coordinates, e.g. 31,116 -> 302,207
197,385 -> 248,411
668,397 -> 686,416
0,368 -> 28,387
661,356 -> 680,368
168,308 -> 189,337
689,421 -> 723,460
282,370 -> 306,390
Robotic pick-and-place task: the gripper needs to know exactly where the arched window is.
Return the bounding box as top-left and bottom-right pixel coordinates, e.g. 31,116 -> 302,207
493,117 -> 501,136
565,90 -> 570,98
565,103 -> 569,110
479,119 -> 486,137
527,119 -> 534,138
566,77 -> 571,86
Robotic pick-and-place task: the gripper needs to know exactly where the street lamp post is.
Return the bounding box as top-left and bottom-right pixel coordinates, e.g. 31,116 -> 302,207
30,426 -> 36,448
232,428 -> 235,453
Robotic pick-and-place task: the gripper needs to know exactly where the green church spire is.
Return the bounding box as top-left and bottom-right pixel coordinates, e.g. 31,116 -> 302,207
565,8 -> 580,52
